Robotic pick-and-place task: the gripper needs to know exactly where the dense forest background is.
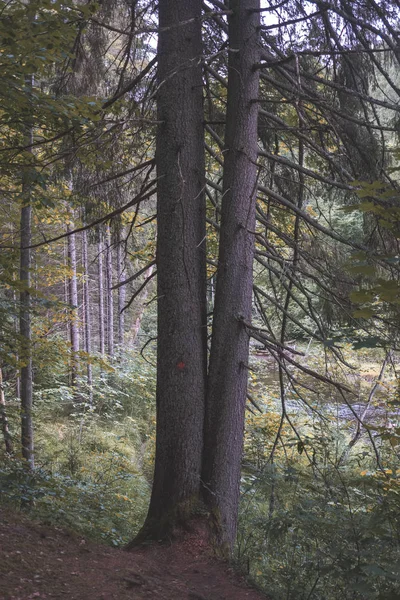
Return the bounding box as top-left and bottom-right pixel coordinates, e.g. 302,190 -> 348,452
1,1 -> 400,598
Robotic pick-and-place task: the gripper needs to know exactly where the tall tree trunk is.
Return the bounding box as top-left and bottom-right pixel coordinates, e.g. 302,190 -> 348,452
10,227 -> 20,399
12,284 -> 20,400
67,222 -> 79,385
64,240 -> 69,343
106,224 -> 114,357
98,228 -> 105,355
116,228 -> 126,349
82,229 -> 93,403
202,0 -> 260,554
0,368 -> 13,455
20,78 -> 34,467
132,0 -> 207,543
20,179 -> 34,468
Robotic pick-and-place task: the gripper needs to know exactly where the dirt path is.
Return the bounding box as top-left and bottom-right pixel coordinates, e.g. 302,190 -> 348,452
0,508 -> 268,600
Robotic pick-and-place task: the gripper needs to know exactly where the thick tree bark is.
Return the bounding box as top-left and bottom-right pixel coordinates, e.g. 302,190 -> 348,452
116,228 -> 126,349
106,224 -> 114,357
67,223 -> 80,385
132,0 -> 207,543
202,0 -> 260,554
97,228 -> 105,356
82,229 -> 93,403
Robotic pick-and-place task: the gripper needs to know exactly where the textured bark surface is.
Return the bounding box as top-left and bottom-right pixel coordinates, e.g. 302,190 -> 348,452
202,0 -> 260,553
134,0 -> 207,541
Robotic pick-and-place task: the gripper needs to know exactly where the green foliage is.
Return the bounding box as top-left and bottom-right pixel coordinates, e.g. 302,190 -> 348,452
238,454 -> 400,600
0,455 -> 149,546
342,182 -> 400,323
0,351 -> 155,546
238,346 -> 400,600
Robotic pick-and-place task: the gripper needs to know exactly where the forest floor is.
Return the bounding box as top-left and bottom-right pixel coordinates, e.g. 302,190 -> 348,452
0,508 -> 269,600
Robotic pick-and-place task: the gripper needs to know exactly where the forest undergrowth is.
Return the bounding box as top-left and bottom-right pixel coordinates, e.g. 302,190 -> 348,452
1,344 -> 400,600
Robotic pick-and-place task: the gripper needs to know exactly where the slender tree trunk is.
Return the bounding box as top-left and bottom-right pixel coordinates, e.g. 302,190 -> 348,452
202,0 -> 260,554
116,228 -> 126,349
131,0 -> 207,543
67,222 -> 80,385
64,240 -> 69,342
20,182 -> 34,468
12,285 -> 20,400
98,228 -> 105,356
0,368 -> 13,455
106,224 -> 114,357
82,229 -> 93,403
10,227 -> 20,399
19,77 -> 34,467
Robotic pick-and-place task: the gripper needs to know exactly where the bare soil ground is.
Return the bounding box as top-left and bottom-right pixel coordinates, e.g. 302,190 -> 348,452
0,508 -> 269,600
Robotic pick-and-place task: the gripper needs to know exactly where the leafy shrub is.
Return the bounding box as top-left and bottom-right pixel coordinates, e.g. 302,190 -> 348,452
238,419 -> 400,600
0,351 -> 155,546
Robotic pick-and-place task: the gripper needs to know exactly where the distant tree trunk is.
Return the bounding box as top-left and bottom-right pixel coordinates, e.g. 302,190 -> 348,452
12,284 -> 20,400
19,79 -> 34,467
106,224 -> 114,357
67,222 -> 80,385
63,240 -> 68,335
82,229 -> 93,403
131,0 -> 207,543
20,176 -> 34,468
0,367 -> 13,455
116,228 -> 126,350
131,264 -> 154,345
97,228 -> 105,355
10,229 -> 20,399
202,0 -> 260,554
